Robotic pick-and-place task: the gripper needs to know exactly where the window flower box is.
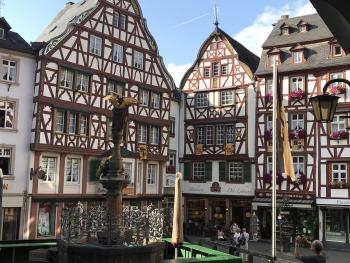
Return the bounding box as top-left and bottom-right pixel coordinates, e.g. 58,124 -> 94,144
329,130 -> 349,140
287,172 -> 306,185
329,85 -> 346,95
329,181 -> 350,189
265,93 -> 273,104
264,130 -> 272,141
263,173 -> 284,185
289,129 -> 306,140
289,89 -> 305,101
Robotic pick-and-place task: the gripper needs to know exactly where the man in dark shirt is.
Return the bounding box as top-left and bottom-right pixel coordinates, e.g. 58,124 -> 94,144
295,235 -> 326,263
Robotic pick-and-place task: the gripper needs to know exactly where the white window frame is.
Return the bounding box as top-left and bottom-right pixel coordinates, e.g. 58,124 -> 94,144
290,76 -> 304,92
68,113 -> 77,134
332,44 -> 342,56
226,125 -> 234,144
206,126 -> 213,145
204,67 -> 210,78
332,163 -> 347,183
216,126 -> 224,145
212,62 -> 220,76
65,157 -> 81,183
108,80 -> 124,96
113,12 -> 119,28
195,93 -> 208,108
228,162 -> 243,182
331,115 -> 345,132
41,156 -> 57,182
150,126 -> 159,145
120,14 -> 126,30
147,164 -> 157,185
282,27 -> 289,35
89,35 -> 102,56
75,72 -> 89,92
291,113 -> 304,130
151,92 -> 161,109
221,90 -> 234,106
59,68 -> 74,89
134,50 -> 143,69
267,115 -> 273,131
138,124 -> 147,144
193,162 -> 205,181
293,156 -> 304,176
293,51 -> 303,63
0,99 -> 15,129
2,60 -> 16,82
139,89 -> 149,106
123,162 -> 133,186
299,25 -> 307,32
80,115 -> 88,135
266,79 -> 273,95
221,65 -> 228,75
168,152 -> 176,168
113,43 -> 123,63
196,127 -> 205,145
56,111 -> 65,133
0,147 -> 12,176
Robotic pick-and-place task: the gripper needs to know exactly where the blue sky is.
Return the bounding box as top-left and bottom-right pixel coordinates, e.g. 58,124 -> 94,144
2,0 -> 315,85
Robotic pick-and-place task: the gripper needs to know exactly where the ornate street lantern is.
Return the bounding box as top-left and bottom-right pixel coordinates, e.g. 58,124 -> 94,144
310,78 -> 350,122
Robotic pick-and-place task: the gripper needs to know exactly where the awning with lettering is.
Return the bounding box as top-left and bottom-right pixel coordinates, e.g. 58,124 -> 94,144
316,198 -> 350,207
252,197 -> 314,210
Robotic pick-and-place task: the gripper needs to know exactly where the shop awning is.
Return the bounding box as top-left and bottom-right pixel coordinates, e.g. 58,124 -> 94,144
252,197 -> 315,210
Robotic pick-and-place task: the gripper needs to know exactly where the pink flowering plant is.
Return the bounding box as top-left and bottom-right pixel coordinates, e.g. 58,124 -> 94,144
329,130 -> 349,140
289,129 -> 306,140
288,172 -> 307,185
329,85 -> 346,95
264,130 -> 272,141
265,93 -> 273,104
289,89 -> 305,101
263,172 -> 284,185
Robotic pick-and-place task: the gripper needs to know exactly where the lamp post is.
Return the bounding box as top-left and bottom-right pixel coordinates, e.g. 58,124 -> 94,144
310,78 -> 350,122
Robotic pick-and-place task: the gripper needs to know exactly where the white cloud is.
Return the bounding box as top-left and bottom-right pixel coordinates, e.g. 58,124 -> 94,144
233,0 -> 316,56
166,63 -> 192,88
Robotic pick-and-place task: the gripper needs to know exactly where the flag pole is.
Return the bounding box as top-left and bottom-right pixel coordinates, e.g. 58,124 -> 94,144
271,59 -> 277,262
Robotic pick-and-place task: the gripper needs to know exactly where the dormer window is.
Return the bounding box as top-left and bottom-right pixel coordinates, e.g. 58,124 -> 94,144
299,25 -> 307,32
0,28 -> 4,39
297,20 -> 309,33
292,51 -> 303,64
332,44 -> 342,56
282,27 -> 290,35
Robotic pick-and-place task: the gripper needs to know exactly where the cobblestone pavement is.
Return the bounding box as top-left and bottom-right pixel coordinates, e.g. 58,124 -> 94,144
186,235 -> 350,263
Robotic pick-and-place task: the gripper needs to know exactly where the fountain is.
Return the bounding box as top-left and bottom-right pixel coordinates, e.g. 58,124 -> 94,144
57,95 -> 165,263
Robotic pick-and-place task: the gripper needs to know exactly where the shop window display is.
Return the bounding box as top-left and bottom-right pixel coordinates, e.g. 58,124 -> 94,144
325,209 -> 346,242
2,208 -> 20,240
37,202 -> 56,238
212,200 -> 226,227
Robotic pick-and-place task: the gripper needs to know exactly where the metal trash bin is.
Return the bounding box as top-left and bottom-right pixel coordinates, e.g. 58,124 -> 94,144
282,237 -> 291,252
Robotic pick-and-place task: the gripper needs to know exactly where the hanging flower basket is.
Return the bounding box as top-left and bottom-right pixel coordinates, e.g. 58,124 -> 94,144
264,130 -> 272,141
289,89 -> 305,101
289,129 -> 306,139
329,85 -> 346,95
263,173 -> 272,184
329,130 -> 349,140
265,93 -> 273,104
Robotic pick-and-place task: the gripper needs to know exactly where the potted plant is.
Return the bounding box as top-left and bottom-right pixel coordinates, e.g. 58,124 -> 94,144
329,85 -> 346,95
287,172 -> 307,185
263,173 -> 272,184
289,129 -> 306,140
289,89 -> 305,101
264,130 -> 272,141
329,130 -> 349,140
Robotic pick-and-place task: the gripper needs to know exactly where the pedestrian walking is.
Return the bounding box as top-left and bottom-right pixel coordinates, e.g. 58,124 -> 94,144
295,235 -> 326,263
241,228 -> 249,262
230,221 -> 238,234
217,226 -> 225,241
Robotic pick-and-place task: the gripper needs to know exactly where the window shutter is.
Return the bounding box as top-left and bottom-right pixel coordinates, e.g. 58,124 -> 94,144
183,162 -> 191,181
205,162 -> 212,182
243,163 -> 252,183
89,159 -> 100,181
219,162 -> 226,181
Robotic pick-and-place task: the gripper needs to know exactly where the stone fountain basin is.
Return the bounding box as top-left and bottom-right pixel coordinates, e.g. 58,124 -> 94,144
57,239 -> 164,263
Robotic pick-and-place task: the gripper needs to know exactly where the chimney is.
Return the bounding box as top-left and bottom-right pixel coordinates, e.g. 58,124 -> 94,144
281,14 -> 289,20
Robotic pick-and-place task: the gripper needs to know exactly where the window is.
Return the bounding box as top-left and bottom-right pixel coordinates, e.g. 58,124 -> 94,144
299,25 -> 307,32
75,72 -> 89,92
206,126 -> 213,145
0,147 -> 11,176
226,125 -> 234,144
168,152 -> 176,169
113,12 -> 119,28
193,162 -> 205,182
2,60 -> 16,82
170,118 -> 175,137
196,127 -> 205,145
41,156 -> 57,182
330,72 -> 344,88
267,115 -> 273,131
267,156 -> 273,174
123,162 -> 133,185
221,65 -> 228,75
151,92 -> 161,108
80,115 -> 88,135
291,113 -> 304,130
37,203 -> 56,237
65,158 -> 80,183
147,164 -> 157,184
290,76 -> 304,92
266,79 -> 273,95
210,43 -> 217,50
89,35 -> 102,56
217,42 -> 224,49
139,89 -> 149,106
332,163 -> 347,183
331,115 -> 345,132
56,111 -> 65,133
113,43 -> 123,63
195,93 -> 208,108
221,90 -> 234,106
212,62 -> 219,76
332,44 -> 342,56
216,126 -> 224,145
204,67 -> 210,78
68,113 -> 77,134
59,68 -> 74,89
108,80 -> 124,96
120,14 -> 126,30
134,50 -> 143,69
0,100 -> 15,129
228,162 -> 243,182
282,27 -> 289,35
292,51 -> 303,63
138,124 -> 147,144
150,126 -> 159,145
293,156 -> 304,176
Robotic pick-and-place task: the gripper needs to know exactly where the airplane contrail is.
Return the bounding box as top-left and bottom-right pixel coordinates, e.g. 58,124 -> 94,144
173,13 -> 210,28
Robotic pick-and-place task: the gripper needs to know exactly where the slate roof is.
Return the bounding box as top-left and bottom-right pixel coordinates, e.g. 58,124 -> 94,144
180,26 -> 260,89
0,17 -> 34,55
255,13 -> 350,76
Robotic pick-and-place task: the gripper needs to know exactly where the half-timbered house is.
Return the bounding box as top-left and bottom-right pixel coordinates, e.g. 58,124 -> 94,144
255,14 -> 350,243
0,17 -> 35,240
179,24 -> 259,231
27,0 -> 176,239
